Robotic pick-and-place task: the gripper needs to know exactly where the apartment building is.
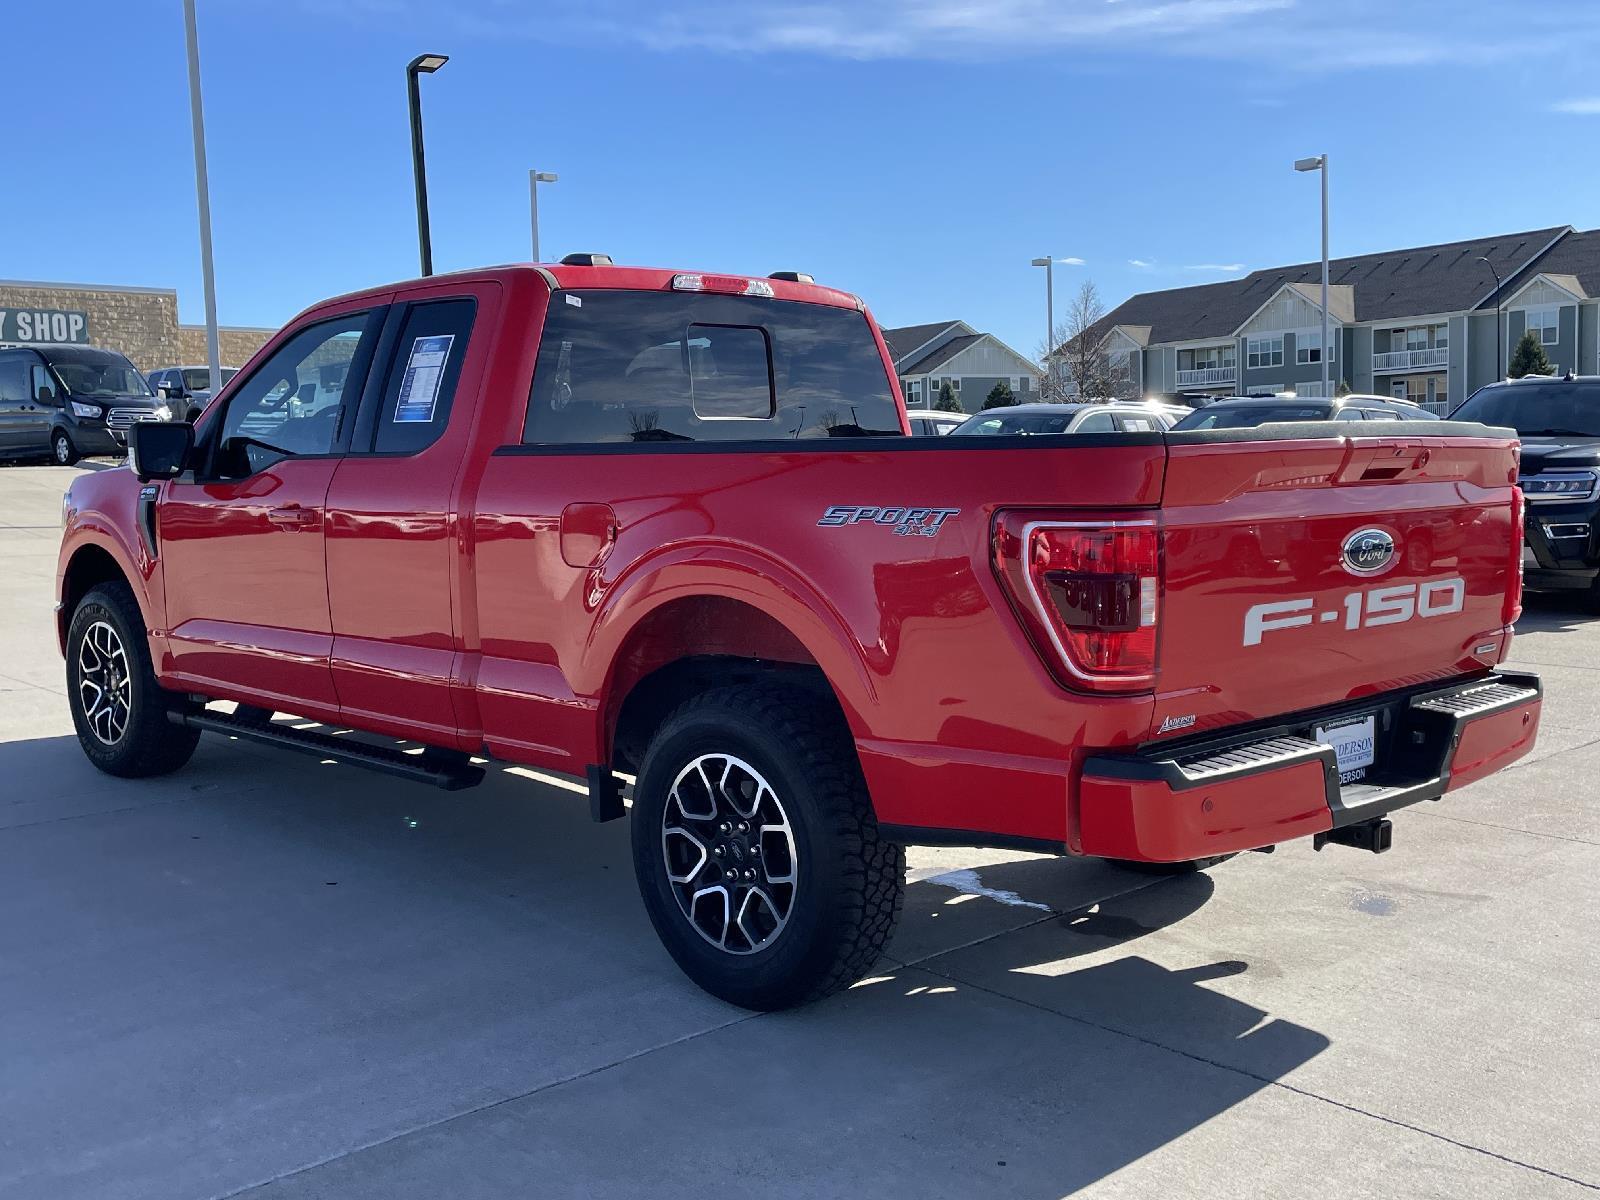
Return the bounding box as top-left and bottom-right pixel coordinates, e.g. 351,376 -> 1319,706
881,320 -> 1041,412
1091,225 -> 1600,412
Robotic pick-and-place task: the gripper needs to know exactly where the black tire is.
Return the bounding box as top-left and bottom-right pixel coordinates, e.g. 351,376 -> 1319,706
630,682 -> 905,1011
51,430 -> 79,466
66,582 -> 200,778
1105,853 -> 1235,875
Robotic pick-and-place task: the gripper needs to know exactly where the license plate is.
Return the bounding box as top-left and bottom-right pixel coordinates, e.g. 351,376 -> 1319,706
1316,715 -> 1376,784
1523,544 -> 1538,566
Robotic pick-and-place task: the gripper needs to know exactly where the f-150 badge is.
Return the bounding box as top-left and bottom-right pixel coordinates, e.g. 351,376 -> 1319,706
817,505 -> 960,538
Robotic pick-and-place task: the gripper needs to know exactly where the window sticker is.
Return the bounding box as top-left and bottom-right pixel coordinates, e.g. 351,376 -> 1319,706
565,294 -> 582,307
393,334 -> 454,423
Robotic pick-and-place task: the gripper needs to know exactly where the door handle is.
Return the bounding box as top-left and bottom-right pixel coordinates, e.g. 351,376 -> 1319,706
267,505 -> 318,529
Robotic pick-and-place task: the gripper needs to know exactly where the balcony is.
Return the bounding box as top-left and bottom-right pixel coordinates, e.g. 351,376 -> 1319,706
1373,346 -> 1448,372
1175,365 -> 1237,387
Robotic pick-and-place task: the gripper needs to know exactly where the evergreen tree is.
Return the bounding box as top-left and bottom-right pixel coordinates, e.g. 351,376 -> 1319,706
982,380 -> 1015,410
1508,330 -> 1553,379
935,381 -> 963,412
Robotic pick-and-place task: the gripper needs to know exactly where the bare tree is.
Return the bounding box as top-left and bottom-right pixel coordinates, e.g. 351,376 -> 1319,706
1037,281 -> 1114,402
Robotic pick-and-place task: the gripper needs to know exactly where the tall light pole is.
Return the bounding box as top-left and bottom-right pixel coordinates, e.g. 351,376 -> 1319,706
1030,256 -> 1056,357
182,0 -> 221,398
1294,155 -> 1330,399
529,170 -> 558,262
1478,255 -> 1504,380
407,53 -> 449,276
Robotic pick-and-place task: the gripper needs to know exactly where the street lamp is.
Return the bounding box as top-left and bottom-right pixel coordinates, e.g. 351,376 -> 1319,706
182,0 -> 221,397
1294,154 -> 1331,400
1030,256 -> 1057,360
407,53 -> 449,276
1478,255 -> 1504,380
529,170 -> 558,262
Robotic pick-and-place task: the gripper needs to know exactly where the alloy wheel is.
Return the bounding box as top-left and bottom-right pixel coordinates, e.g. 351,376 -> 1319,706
661,753 -> 798,954
77,620 -> 132,745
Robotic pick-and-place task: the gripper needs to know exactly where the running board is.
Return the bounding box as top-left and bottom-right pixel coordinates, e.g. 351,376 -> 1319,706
174,710 -> 485,791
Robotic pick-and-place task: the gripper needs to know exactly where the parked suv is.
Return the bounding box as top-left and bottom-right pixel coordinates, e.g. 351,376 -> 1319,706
1453,374 -> 1600,606
950,401 -> 1171,435
0,345 -> 169,464
147,364 -> 240,411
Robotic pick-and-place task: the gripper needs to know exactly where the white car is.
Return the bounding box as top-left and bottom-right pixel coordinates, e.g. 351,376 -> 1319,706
950,402 -> 1173,436
907,410 -> 968,435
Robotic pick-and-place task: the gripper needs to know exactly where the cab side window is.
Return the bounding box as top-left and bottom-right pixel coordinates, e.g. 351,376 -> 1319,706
367,299 -> 475,455
1074,410 -> 1117,433
213,312 -> 372,476
30,364 -> 58,405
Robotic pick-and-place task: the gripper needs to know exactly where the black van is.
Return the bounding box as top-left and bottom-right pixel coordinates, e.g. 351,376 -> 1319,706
0,344 -> 170,464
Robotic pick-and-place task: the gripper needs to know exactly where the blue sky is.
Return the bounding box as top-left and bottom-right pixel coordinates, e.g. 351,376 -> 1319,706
8,0 -> 1600,358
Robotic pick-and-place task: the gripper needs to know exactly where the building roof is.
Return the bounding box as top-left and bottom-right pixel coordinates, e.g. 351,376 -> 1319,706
901,333 -> 986,375
879,320 -> 965,365
1094,226 -> 1575,345
1493,229 -> 1600,305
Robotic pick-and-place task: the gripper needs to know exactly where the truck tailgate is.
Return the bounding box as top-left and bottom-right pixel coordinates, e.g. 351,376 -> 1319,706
1153,429 -> 1521,738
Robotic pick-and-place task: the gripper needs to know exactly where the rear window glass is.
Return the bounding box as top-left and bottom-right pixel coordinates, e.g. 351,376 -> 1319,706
1175,404 -> 1330,430
523,291 -> 899,443
956,411 -> 1075,436
1453,382 -> 1600,437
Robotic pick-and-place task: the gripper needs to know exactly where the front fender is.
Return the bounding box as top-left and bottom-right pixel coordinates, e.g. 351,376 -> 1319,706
57,480 -> 161,657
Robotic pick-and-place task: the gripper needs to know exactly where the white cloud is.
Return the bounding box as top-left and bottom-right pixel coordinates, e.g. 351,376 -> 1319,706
1059,256 -> 1087,265
1185,263 -> 1246,272
1552,97 -> 1600,114
1128,258 -> 1155,269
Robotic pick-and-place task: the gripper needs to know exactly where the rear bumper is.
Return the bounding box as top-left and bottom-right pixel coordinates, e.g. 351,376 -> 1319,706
1077,670 -> 1542,862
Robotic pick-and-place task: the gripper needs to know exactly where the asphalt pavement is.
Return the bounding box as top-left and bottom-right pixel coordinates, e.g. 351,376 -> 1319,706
1,461 -> 1595,1199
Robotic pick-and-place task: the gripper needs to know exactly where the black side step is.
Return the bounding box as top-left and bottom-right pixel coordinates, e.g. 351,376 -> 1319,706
175,710 -> 485,791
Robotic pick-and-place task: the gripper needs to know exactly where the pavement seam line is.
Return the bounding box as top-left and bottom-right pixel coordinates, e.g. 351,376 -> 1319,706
1411,808 -> 1600,848
913,952 -> 1600,1193
214,1012 -> 761,1200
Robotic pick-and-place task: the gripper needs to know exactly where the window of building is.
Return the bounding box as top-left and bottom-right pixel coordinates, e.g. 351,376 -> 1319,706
903,379 -> 923,407
1297,380 -> 1327,398
950,377 -> 960,392
368,298 -> 477,455
1296,330 -> 1335,365
1525,307 -> 1558,345
523,290 -> 900,444
1247,337 -> 1284,369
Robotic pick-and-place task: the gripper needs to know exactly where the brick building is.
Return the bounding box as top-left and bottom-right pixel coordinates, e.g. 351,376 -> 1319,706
0,278 -> 275,374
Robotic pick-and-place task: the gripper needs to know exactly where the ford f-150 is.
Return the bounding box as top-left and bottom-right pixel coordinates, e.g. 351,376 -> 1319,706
56,258 -> 1542,1008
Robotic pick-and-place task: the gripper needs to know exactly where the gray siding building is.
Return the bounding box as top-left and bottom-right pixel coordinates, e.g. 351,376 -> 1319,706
881,321 -> 1041,413
1089,225 -> 1600,413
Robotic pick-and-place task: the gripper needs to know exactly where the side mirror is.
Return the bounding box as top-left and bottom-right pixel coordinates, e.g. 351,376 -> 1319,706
36,386 -> 55,405
129,421 -> 194,482
157,383 -> 185,400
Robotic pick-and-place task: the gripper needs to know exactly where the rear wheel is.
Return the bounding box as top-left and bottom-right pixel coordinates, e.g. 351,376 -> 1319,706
52,430 -> 79,466
67,582 -> 200,777
631,682 -> 904,1010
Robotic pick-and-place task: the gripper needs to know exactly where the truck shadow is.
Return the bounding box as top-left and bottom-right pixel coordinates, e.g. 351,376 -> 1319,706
0,730 -> 1329,1200
1517,589 -> 1596,634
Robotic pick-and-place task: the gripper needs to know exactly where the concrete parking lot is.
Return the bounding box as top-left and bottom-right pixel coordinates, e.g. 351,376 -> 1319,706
2,461 -> 1596,1200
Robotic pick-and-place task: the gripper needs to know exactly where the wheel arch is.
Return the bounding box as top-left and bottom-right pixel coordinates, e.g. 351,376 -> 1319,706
58,539 -> 141,654
601,593 -> 857,777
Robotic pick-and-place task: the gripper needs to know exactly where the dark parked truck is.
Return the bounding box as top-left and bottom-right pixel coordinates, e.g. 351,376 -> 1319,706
1453,374 -> 1600,607
0,344 -> 171,464
56,261 -> 1542,1008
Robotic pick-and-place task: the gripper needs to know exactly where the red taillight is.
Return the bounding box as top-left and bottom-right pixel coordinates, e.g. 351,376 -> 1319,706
994,515 -> 1161,692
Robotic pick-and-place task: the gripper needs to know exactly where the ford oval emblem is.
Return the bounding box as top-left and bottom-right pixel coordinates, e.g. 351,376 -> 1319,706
1342,527 -> 1396,576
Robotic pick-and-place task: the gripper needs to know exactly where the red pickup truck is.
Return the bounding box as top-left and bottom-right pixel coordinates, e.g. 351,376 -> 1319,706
57,259 -> 1542,1009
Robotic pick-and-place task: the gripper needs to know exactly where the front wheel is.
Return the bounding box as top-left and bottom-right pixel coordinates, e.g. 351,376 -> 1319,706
631,683 -> 905,1010
52,430 -> 80,466
66,582 -> 200,777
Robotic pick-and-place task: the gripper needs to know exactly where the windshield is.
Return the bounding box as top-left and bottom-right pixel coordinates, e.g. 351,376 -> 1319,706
181,367 -> 239,391
953,411 -> 1076,435
1451,382 -> 1600,437
1173,403 -> 1331,430
46,351 -> 151,399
